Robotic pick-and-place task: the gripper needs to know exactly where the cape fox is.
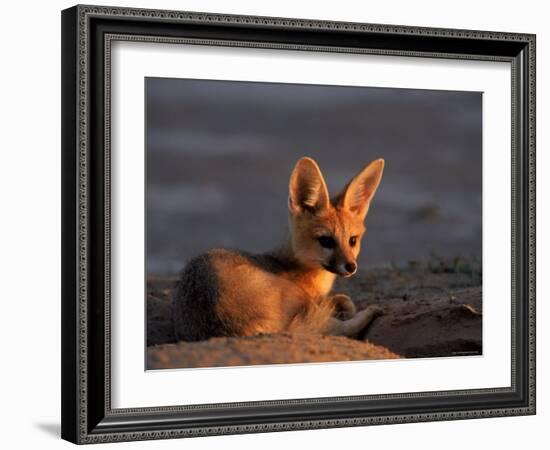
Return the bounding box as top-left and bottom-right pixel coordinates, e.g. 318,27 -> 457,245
173,157 -> 385,341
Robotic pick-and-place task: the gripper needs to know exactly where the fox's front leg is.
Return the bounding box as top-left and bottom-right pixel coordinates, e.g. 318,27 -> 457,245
327,305 -> 383,338
329,294 -> 356,320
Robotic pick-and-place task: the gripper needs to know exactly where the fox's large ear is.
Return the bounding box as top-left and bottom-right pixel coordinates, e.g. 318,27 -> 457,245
288,157 -> 330,215
336,159 -> 384,220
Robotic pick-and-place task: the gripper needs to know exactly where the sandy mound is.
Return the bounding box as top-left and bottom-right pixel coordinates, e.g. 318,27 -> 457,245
365,287 -> 481,358
148,334 -> 399,369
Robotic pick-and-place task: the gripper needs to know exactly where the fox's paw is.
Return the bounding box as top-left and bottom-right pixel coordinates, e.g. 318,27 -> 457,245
364,304 -> 383,317
330,294 -> 357,320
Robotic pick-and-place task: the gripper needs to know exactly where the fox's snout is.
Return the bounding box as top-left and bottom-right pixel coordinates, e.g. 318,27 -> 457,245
324,260 -> 357,277
342,261 -> 357,276
320,241 -> 359,277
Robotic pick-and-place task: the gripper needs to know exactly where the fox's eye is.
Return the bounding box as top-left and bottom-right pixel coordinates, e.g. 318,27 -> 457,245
317,236 -> 336,249
349,236 -> 358,247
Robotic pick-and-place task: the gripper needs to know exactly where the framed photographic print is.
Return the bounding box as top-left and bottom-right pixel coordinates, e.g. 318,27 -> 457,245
61,4 -> 536,444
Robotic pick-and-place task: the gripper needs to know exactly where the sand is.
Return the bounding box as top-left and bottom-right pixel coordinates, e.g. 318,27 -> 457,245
147,258 -> 482,369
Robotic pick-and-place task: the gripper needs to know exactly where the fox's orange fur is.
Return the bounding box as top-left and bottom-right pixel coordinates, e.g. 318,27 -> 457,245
173,157 -> 385,341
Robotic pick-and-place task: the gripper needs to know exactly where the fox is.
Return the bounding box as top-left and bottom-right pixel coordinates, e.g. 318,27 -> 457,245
173,156 -> 385,342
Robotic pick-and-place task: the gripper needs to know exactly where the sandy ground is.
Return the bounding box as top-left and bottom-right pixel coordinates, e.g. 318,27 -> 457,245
147,258 -> 481,369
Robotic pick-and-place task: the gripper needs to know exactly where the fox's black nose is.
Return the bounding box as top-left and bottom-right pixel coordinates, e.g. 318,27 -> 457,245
344,262 -> 357,274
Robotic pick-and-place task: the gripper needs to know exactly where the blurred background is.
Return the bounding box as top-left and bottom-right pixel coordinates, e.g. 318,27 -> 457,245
146,78 -> 482,276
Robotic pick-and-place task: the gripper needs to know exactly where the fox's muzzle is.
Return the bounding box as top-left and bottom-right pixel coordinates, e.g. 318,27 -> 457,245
322,261 -> 357,277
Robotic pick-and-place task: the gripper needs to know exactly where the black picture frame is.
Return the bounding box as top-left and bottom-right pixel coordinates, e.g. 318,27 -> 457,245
61,4 -> 536,444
